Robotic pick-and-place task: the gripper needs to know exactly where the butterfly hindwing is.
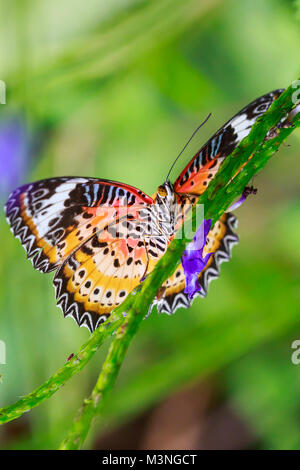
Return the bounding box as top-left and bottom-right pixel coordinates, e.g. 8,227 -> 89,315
152,212 -> 238,314
174,89 -> 284,195
53,214 -> 169,331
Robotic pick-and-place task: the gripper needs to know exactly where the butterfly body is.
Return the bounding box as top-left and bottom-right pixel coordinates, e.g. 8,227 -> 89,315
5,89 -> 284,331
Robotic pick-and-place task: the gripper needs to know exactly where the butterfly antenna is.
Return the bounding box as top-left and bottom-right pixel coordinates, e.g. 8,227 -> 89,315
165,113 -> 211,183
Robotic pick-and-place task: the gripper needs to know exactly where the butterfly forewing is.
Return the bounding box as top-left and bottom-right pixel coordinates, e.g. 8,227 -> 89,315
5,177 -> 153,274
174,89 -> 284,195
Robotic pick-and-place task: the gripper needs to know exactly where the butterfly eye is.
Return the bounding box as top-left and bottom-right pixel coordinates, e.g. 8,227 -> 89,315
157,185 -> 167,197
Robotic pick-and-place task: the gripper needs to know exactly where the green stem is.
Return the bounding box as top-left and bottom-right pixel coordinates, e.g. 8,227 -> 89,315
0,298 -> 132,425
60,83 -> 300,449
59,293 -> 145,449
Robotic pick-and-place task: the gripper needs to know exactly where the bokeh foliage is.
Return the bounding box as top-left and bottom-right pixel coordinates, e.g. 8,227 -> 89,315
0,0 -> 300,449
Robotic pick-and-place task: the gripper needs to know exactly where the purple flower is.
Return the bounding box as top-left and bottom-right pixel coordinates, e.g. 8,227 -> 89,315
0,116 -> 31,201
181,186 -> 257,299
227,186 -> 257,212
181,218 -> 213,299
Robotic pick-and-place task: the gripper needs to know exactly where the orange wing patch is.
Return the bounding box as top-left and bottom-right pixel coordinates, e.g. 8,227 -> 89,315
5,177 -> 153,273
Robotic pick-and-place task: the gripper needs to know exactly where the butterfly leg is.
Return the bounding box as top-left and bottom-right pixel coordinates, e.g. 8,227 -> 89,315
140,238 -> 150,282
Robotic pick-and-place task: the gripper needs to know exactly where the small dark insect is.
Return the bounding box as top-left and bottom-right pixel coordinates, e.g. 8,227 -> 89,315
243,185 -> 257,197
265,118 -> 294,141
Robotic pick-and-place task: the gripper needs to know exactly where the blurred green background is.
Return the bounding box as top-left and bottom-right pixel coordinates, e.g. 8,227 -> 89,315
0,0 -> 300,450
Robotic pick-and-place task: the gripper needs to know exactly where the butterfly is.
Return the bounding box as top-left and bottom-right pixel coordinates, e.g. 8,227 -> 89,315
5,89 -> 283,332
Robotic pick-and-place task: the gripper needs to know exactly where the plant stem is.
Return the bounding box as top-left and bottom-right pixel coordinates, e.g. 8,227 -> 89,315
0,300 -> 131,425
59,294 -> 145,449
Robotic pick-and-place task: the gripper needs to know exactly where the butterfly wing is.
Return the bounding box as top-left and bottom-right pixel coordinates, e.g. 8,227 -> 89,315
151,212 -> 238,314
53,211 -> 170,331
5,176 -> 176,331
5,177 -> 153,273
174,89 -> 284,195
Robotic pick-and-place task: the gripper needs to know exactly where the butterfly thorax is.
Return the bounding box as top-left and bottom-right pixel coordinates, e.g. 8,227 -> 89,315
152,181 -> 178,238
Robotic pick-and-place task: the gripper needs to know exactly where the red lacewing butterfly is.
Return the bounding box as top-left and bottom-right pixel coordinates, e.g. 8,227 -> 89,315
5,90 -> 283,332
